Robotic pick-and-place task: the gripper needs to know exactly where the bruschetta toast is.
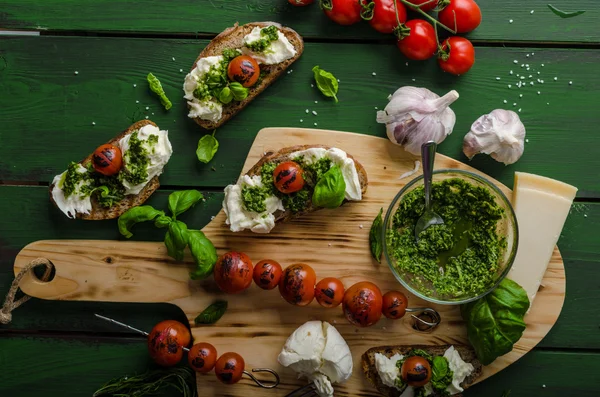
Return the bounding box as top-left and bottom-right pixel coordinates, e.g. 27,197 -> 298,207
183,22 -> 304,129
49,120 -> 173,220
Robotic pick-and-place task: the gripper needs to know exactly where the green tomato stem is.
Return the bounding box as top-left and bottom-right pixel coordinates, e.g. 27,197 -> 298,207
398,0 -> 457,34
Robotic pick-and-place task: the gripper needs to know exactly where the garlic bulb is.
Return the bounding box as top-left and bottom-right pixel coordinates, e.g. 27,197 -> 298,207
463,109 -> 526,165
376,87 -> 459,155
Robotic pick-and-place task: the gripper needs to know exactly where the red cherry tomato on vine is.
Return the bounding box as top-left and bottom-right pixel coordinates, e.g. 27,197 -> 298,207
401,356 -> 432,387
321,0 -> 362,26
365,0 -> 407,34
188,342 -> 218,373
279,263 -> 317,306
315,277 -> 345,308
289,0 -> 314,5
92,144 -> 122,176
396,19 -> 437,61
404,0 -> 438,12
253,259 -> 283,290
382,291 -> 408,319
215,352 -> 245,384
273,161 -> 305,194
438,0 -> 482,33
147,320 -> 191,367
342,281 -> 383,327
213,252 -> 253,294
438,36 -> 475,75
227,55 -> 260,88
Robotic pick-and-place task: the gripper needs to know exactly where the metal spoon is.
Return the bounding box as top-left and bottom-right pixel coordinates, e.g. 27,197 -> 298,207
414,141 -> 444,241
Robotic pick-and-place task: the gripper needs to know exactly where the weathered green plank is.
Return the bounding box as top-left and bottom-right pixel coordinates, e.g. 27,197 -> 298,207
1,37 -> 599,195
0,0 -> 598,43
0,335 -> 599,396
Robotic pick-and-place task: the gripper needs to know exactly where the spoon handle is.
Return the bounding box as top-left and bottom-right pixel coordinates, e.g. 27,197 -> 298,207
421,141 -> 438,211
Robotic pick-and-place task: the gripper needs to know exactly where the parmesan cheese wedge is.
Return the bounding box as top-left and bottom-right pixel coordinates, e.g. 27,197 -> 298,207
507,172 -> 577,307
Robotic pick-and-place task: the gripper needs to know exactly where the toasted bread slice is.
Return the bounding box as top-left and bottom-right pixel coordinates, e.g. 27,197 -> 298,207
188,22 -> 304,129
49,120 -> 162,220
245,145 -> 368,223
361,345 -> 483,397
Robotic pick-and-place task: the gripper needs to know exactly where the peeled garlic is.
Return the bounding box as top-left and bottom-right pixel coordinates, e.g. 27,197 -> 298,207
376,87 -> 459,155
463,109 -> 526,165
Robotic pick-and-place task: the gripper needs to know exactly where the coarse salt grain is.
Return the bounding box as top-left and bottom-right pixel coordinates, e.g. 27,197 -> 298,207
312,110 -> 318,116
315,100 -> 318,104
372,72 -> 377,76
526,139 -> 529,143
305,109 -> 309,113
179,69 -> 183,72
74,71 -> 79,75
133,84 -> 137,87
92,122 -> 96,125
541,63 -> 545,67
412,78 -> 416,82
537,91 -> 541,95
520,94 -> 523,98
508,84 -> 512,88
136,100 -> 139,103
359,225 -> 364,229
172,57 -> 175,61
569,81 -> 573,85
300,119 -> 303,122
496,77 -> 501,80
509,19 -> 514,23
554,77 -> 558,81
530,82 -> 534,86
526,54 -> 530,57
145,106 -> 149,110
510,70 -> 513,75
503,100 -> 508,103
311,84 -> 314,87
518,108 -> 522,112
530,10 -> 534,14
337,79 -> 340,82
513,60 -> 518,63
513,103 -> 517,106
145,116 -> 148,119
314,122 -> 318,126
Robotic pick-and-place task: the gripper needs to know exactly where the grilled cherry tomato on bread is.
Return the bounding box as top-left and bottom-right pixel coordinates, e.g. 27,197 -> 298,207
438,0 -> 482,33
405,0 -> 438,12
289,0 -> 314,5
213,252 -> 254,294
363,0 -> 407,34
315,277 -> 345,308
215,352 -> 245,384
188,342 -> 218,373
92,144 -> 123,176
279,263 -> 317,306
342,281 -> 383,327
321,0 -> 362,25
253,259 -> 283,290
438,36 -> 475,75
227,55 -> 260,88
147,320 -> 191,367
382,290 -> 408,319
397,19 -> 437,61
273,161 -> 305,194
401,356 -> 432,387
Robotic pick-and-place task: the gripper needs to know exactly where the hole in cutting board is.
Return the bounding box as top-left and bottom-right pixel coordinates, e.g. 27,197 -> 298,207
31,260 -> 56,283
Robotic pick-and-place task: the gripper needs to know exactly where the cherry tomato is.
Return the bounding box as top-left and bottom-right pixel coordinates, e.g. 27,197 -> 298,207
215,352 -> 245,384
213,252 -> 254,294
315,277 -> 345,308
397,19 -> 437,61
279,263 -> 317,306
147,320 -> 191,367
401,356 -> 432,387
92,144 -> 122,176
273,161 -> 305,194
404,0 -> 438,12
438,36 -> 475,75
438,0 -> 482,33
227,55 -> 260,88
342,281 -> 383,327
382,291 -> 408,319
188,342 -> 218,373
321,0 -> 362,25
366,0 -> 407,34
253,259 -> 283,290
289,0 -> 314,5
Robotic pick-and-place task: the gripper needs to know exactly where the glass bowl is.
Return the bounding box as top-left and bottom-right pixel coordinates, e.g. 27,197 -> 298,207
382,169 -> 519,305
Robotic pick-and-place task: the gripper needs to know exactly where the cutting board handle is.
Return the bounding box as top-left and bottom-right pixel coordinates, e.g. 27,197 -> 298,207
13,240 -> 194,303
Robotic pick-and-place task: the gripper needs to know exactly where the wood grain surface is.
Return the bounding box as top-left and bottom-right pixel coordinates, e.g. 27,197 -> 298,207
13,128 -> 566,396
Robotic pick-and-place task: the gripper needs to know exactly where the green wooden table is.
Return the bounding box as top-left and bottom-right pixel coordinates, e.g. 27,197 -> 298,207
1,1 -> 599,396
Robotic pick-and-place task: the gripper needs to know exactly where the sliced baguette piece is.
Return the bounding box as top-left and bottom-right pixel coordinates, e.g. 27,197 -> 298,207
361,344 -> 483,397
49,120 -> 162,220
245,144 -> 368,223
187,21 -> 304,129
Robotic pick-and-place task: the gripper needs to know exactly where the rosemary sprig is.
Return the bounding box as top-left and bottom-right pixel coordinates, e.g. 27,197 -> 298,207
93,366 -> 197,397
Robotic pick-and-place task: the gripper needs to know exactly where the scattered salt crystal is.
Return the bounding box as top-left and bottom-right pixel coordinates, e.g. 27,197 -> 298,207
305,109 -> 309,113
210,216 -> 215,220
145,116 -> 149,119
509,19 -> 514,23
541,63 -> 545,67
145,106 -> 149,110
518,108 -> 522,112
314,122 -> 318,126
513,103 -> 517,106
311,84 -> 314,87
532,52 -> 535,55
179,69 -> 183,72
520,76 -> 525,80
526,139 -> 529,143
537,91 -> 541,95
406,62 -> 409,66
172,57 -> 175,61
520,94 -> 523,98
359,225 -> 364,229
547,102 -> 550,105
312,110 -> 318,116
337,79 -> 340,82
526,64 -> 529,68
554,77 -> 558,81
530,10 -> 534,14
521,64 -> 525,67
92,122 -> 96,125
569,81 -> 573,85
530,82 -> 534,86
372,72 -> 377,76
133,84 -> 137,87
510,70 -> 513,75
508,84 -> 512,88
496,77 -> 501,80
328,243 -> 332,247
315,100 -> 318,104
136,100 -> 139,103
375,106 -> 378,110
513,60 -> 518,64
584,214 -> 588,218
541,80 -> 544,84
526,54 -> 530,58
412,78 -> 416,82
300,119 -> 303,123
537,71 -> 541,75
74,71 -> 79,75
503,100 -> 507,103
542,385 -> 546,388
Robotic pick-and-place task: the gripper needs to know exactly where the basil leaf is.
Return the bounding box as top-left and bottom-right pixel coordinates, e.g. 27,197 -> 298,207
312,166 -> 346,209
164,229 -> 178,260
218,86 -> 233,104
547,4 -> 586,18
369,208 -> 383,263
188,230 -> 218,280
461,278 -> 530,365
431,356 -> 453,391
147,73 -> 172,110
194,300 -> 228,325
196,134 -> 219,164
168,190 -> 204,218
154,215 -> 172,228
166,221 -> 188,261
312,65 -> 339,103
230,82 -> 249,101
118,206 -> 165,238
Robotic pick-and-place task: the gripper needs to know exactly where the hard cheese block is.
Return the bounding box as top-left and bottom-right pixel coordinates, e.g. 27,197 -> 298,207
507,172 -> 577,305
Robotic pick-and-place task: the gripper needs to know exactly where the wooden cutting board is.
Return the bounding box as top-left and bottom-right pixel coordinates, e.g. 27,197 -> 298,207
14,128 -> 566,397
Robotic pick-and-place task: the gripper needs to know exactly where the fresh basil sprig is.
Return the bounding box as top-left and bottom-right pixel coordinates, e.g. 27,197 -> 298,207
117,190 -> 217,280
547,4 -> 586,18
196,131 -> 219,164
312,166 -> 346,208
312,65 -> 339,103
369,208 -> 383,263
147,73 -> 172,110
194,300 -> 228,325
230,82 -> 249,101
